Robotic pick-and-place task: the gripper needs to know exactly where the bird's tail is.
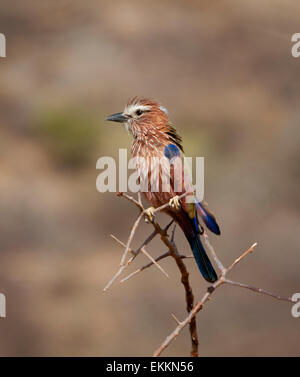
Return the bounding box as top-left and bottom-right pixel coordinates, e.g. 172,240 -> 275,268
185,232 -> 218,283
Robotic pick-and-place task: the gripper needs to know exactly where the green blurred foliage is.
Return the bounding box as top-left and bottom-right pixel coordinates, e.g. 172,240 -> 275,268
34,108 -> 100,169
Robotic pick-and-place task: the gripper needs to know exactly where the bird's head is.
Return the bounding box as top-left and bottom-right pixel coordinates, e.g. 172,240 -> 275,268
106,97 -> 169,137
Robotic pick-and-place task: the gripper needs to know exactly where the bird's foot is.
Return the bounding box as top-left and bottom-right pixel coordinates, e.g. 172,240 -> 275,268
169,195 -> 181,211
144,206 -> 156,223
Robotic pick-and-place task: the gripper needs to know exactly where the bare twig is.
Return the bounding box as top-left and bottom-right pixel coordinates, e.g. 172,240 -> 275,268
130,229 -> 158,262
105,190 -> 292,358
103,226 -> 156,293
142,215 -> 199,356
110,233 -> 168,279
106,191 -> 199,356
103,257 -> 130,293
171,313 -> 181,325
171,224 -> 177,242
226,242 -> 258,273
203,231 -> 225,272
153,242 -> 293,356
151,187 -> 195,215
120,213 -> 143,266
140,248 -> 169,279
224,279 -> 293,302
121,188 -> 194,218
120,251 -> 170,283
120,252 -> 193,283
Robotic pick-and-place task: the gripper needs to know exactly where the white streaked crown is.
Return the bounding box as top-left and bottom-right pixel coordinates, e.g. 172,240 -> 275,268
124,103 -> 152,117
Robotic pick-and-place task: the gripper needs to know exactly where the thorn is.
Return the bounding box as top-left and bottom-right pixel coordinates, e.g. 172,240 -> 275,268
171,223 -> 176,242
171,313 -> 181,325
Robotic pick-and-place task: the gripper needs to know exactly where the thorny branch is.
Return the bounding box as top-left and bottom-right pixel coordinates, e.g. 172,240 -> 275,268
103,191 -> 294,357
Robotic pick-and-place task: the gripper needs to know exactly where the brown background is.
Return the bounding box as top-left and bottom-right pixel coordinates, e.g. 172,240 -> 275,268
0,0 -> 299,356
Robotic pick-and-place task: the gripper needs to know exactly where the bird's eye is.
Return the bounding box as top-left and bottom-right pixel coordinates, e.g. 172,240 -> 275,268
135,109 -> 143,116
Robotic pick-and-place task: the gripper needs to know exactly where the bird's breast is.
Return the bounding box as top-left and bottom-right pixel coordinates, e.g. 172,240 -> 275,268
131,142 -> 171,194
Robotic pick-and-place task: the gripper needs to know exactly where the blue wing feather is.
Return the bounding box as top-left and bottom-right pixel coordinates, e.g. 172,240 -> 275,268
196,200 -> 220,235
164,143 -> 180,160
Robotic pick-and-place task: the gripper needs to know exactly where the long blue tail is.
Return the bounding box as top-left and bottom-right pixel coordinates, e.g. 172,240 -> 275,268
186,233 -> 218,283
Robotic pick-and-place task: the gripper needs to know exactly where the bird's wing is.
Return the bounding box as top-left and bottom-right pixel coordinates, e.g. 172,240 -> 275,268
195,200 -> 220,235
164,143 -> 194,214
164,143 -> 220,235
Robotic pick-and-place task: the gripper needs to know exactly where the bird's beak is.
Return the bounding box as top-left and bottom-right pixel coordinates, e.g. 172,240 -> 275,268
106,112 -> 127,123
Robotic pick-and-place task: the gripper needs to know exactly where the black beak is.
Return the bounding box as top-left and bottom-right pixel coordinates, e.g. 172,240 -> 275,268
106,112 -> 127,123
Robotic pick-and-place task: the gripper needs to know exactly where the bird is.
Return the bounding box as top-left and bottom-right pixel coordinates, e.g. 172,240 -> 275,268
106,97 -> 221,283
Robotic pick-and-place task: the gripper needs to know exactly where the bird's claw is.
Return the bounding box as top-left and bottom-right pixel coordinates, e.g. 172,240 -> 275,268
144,207 -> 155,223
169,195 -> 181,211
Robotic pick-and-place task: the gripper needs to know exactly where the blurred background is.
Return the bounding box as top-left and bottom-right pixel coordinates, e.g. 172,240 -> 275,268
0,0 -> 299,356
